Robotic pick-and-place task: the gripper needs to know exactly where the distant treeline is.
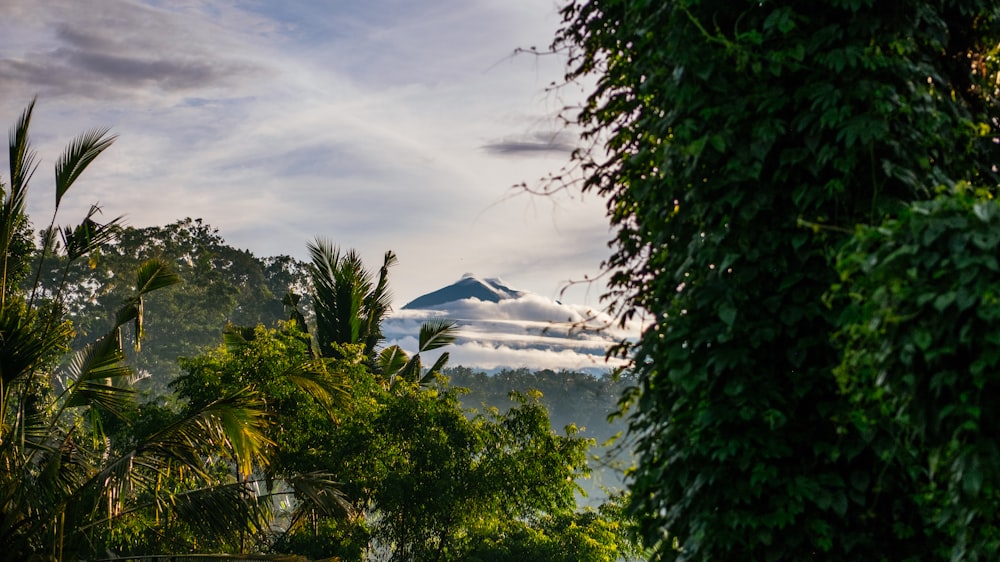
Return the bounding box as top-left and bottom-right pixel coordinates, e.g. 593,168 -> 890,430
445,366 -> 635,498
34,218 -> 309,395
446,366 -> 631,443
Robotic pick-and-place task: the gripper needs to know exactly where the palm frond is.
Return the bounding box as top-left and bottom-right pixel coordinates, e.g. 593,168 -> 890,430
362,250 -> 397,353
282,290 -> 309,333
308,239 -> 371,354
222,324 -> 256,353
54,127 -> 117,208
283,471 -> 352,518
134,257 -> 182,296
397,354 -> 422,384
112,259 -> 180,350
1,99 -> 38,301
0,299 -> 72,410
417,319 -> 459,352
79,389 -> 273,521
5,431 -> 97,554
190,391 -> 273,479
378,345 -> 408,378
7,395 -> 50,459
33,428 -> 95,513
420,352 -> 450,385
74,479 -> 270,553
8,97 -> 38,196
60,205 -> 124,260
61,333 -> 134,419
169,483 -> 268,547
282,359 -> 349,412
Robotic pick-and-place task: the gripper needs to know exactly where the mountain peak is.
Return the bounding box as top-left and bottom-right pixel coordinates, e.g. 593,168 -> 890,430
403,274 -> 526,309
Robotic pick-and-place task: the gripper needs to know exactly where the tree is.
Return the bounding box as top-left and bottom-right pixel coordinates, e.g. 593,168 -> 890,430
465,493 -> 645,562
306,239 -> 396,361
0,101 -> 271,560
165,323 -> 358,555
315,380 -> 597,562
32,218 -> 310,396
555,1 -> 1000,559
172,321 -> 639,561
833,191 -> 1000,557
446,366 -> 635,500
298,238 -> 457,383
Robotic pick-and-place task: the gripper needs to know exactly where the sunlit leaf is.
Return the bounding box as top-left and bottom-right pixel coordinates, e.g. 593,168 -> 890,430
379,345 -> 408,377
134,258 -> 181,295
418,319 -> 458,352
54,127 -> 116,208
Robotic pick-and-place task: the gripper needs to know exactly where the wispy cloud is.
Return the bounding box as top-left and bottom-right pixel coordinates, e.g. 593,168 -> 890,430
482,131 -> 577,156
0,0 -> 615,312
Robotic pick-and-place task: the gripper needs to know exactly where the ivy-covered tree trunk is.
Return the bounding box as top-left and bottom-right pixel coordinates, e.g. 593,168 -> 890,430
555,1 -> 999,559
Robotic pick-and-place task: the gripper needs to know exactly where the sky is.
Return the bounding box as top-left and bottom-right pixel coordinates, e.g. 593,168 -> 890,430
0,0 -> 614,311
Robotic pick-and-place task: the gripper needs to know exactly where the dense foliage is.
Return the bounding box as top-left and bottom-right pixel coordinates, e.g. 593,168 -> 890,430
447,366 -> 635,496
834,191 -> 1000,555
447,367 -> 630,440
33,218 -> 309,394
0,102 -> 272,561
555,0 -> 1000,559
169,321 -> 639,561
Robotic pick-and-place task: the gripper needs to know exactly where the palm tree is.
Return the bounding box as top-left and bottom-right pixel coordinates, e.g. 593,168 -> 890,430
378,319 -> 458,388
297,238 -> 458,385
0,100 -> 272,560
307,239 -> 394,360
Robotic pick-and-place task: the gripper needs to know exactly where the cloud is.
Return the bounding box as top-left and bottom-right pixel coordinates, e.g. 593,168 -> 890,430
0,1 -> 268,104
381,290 -> 644,373
482,131 -> 577,156
0,0 -> 614,314
381,336 -> 624,374
431,341 -> 623,373
391,293 -> 639,336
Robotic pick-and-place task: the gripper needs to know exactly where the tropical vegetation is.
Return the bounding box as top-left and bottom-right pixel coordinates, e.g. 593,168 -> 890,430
555,0 -> 1000,560
34,217 -> 309,397
0,100 -> 273,561
0,101 -> 638,560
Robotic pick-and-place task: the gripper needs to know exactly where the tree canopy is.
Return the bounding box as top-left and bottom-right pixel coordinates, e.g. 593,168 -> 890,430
29,217 -> 310,398
555,1 -> 1000,559
170,322 -> 638,561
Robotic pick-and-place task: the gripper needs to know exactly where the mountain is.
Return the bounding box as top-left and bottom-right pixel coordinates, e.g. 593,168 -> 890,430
384,274 -> 641,374
402,274 -> 525,309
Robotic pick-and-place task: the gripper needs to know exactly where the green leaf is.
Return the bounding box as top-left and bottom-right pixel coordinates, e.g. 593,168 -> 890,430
709,134 -> 726,153
418,319 -> 459,352
283,359 -> 349,411
135,258 -> 182,295
718,304 -> 737,328
932,292 -> 956,312
379,345 -> 408,376
962,463 -> 983,496
54,127 -> 117,208
62,333 -> 134,418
